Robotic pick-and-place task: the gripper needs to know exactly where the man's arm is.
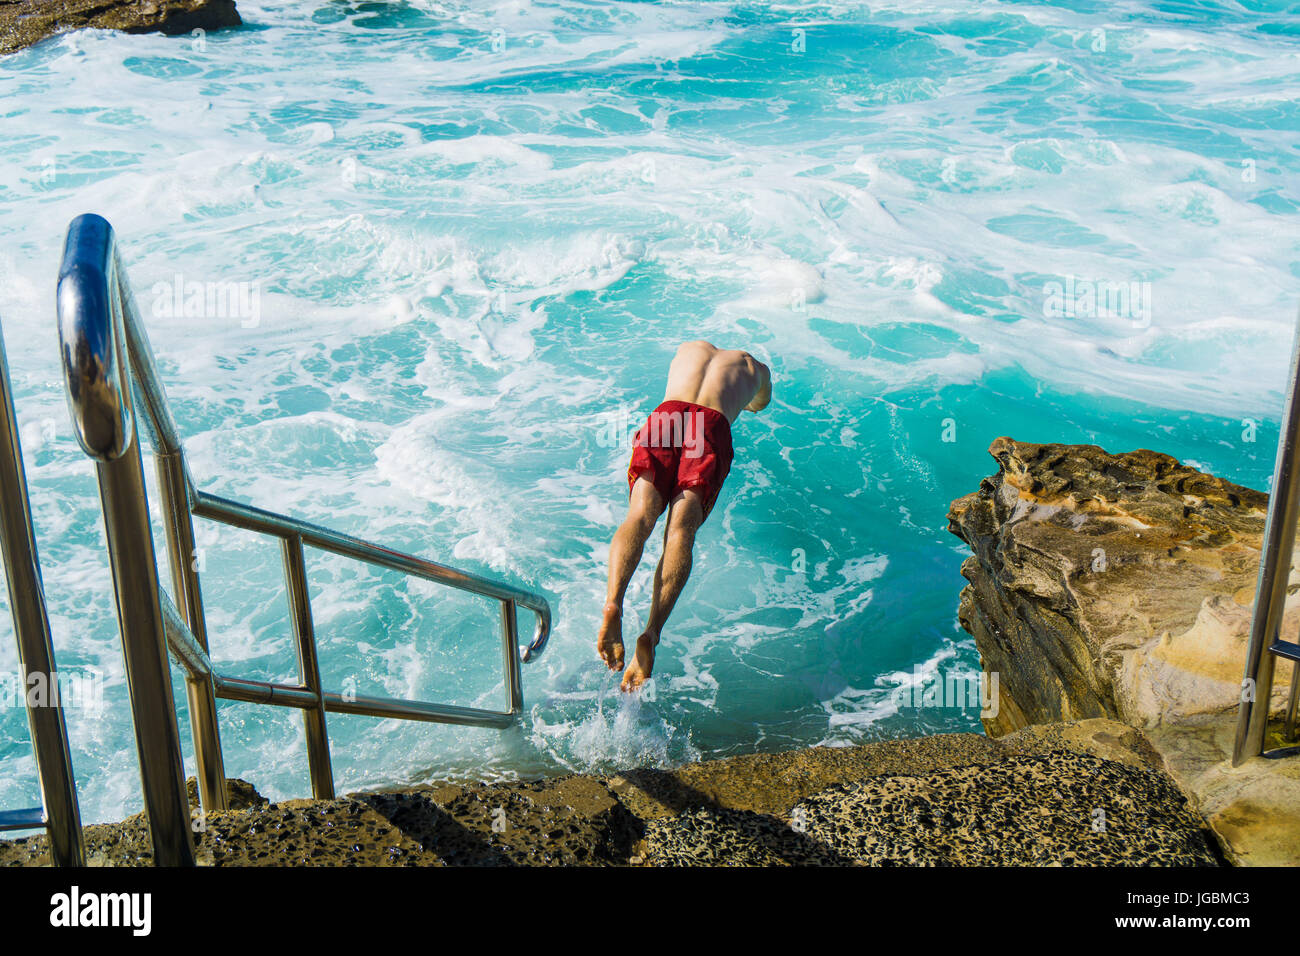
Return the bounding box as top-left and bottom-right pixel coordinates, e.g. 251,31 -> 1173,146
745,359 -> 772,413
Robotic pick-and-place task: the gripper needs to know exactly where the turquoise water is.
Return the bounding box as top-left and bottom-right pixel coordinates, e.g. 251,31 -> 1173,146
0,0 -> 1296,826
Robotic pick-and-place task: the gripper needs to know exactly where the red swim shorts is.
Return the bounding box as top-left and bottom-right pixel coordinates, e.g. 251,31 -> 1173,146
627,400 -> 734,519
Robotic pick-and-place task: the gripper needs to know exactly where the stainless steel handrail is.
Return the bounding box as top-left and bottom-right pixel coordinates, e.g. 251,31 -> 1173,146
1234,307 -> 1300,765
0,320 -> 85,866
56,213 -> 552,864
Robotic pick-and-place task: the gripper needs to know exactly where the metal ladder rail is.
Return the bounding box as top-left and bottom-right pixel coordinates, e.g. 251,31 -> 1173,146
56,213 -> 551,865
1234,307 -> 1300,765
0,319 -> 84,866
192,490 -> 542,730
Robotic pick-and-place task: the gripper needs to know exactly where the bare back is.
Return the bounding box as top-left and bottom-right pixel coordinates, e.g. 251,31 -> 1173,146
663,341 -> 771,422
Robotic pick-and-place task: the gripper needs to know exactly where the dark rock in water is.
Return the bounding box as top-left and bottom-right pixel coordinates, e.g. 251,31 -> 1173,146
0,0 -> 242,55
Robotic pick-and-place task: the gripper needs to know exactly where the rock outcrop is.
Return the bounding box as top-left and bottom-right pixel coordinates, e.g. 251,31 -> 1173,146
950,438 -> 1300,865
0,0 -> 241,55
948,437 -> 1287,736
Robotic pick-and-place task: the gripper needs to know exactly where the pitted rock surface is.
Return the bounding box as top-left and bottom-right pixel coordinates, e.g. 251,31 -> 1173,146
640,807 -> 847,866
792,750 -> 1220,866
0,721 -> 1223,866
639,750 -> 1220,867
355,775 -> 641,866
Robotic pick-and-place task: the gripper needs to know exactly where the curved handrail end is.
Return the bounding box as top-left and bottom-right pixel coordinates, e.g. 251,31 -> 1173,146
56,214 -> 132,462
520,601 -> 551,663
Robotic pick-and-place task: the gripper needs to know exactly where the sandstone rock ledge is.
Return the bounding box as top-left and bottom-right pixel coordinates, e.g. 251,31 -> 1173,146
0,0 -> 241,55
950,438 -> 1300,865
0,719 -> 1221,867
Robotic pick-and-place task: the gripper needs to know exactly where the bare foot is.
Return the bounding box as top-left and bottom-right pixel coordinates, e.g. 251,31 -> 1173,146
596,602 -> 624,670
621,631 -> 659,692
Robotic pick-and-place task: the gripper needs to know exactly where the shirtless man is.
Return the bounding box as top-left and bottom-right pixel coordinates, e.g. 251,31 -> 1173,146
597,341 -> 773,692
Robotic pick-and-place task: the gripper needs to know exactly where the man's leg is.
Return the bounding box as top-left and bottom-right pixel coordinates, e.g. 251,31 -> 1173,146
621,489 -> 704,692
597,477 -> 665,670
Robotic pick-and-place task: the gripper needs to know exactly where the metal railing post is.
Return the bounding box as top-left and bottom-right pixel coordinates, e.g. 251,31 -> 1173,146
0,324 -> 84,867
1234,310 -> 1300,766
58,215 -> 194,865
95,441 -> 195,865
501,600 -> 523,714
156,450 -> 227,814
282,534 -> 334,799
1286,664 -> 1300,742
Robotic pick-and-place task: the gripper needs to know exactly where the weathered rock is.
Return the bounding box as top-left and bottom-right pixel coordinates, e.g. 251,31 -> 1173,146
365,774 -> 642,866
186,776 -> 268,812
634,723 -> 1222,868
0,718 -> 1216,867
604,731 -> 1006,821
786,751 -> 1219,866
949,438 -> 1300,865
0,0 -> 241,55
948,437 -> 1290,735
1148,714 -> 1300,867
641,808 -> 849,866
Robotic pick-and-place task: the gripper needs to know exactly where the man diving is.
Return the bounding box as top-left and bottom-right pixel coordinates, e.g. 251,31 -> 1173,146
597,340 -> 773,692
